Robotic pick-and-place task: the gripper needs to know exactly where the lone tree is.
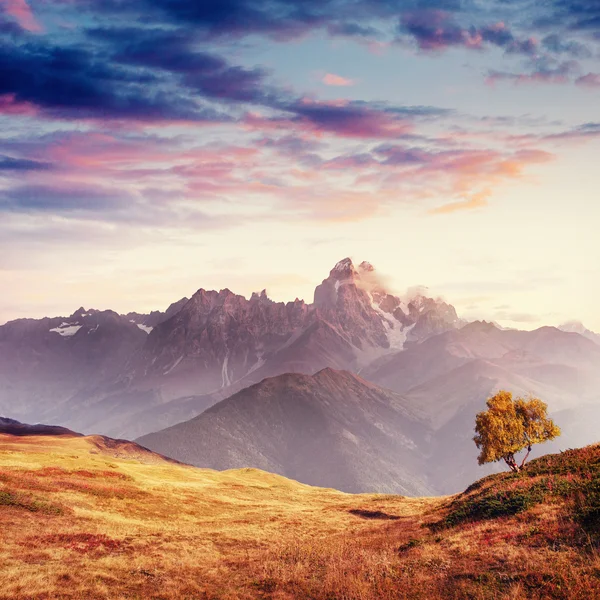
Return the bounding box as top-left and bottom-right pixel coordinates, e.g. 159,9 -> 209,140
474,391 -> 561,472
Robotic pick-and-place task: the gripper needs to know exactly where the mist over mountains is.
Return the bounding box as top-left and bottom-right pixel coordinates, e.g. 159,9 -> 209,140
1,258 -> 599,494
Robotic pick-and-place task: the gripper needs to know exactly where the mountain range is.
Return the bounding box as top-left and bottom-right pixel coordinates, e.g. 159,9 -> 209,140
1,258 -> 599,494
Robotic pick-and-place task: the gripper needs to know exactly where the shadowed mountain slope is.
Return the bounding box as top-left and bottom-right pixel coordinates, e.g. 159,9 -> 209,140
138,368 -> 434,495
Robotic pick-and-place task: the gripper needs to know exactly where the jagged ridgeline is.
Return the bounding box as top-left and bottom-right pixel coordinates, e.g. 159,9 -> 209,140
0,259 -> 461,439
1,259 -> 600,495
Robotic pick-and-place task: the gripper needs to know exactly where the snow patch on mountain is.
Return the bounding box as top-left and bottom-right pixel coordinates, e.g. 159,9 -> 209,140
49,323 -> 82,337
221,353 -> 231,387
370,293 -> 409,351
164,355 -> 184,376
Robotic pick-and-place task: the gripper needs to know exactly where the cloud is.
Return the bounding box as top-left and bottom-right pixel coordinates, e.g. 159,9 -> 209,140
0,1 -> 596,234
427,192 -> 490,215
285,99 -> 415,139
322,73 -> 355,87
486,59 -> 579,85
56,0 -> 600,65
493,310 -> 539,323
541,33 -> 591,58
576,73 -> 600,88
399,10 -> 539,55
0,155 -> 52,171
1,184 -> 133,214
0,179 -> 237,233
1,0 -> 42,32
1,25 -> 439,141
540,0 -> 600,32
90,26 -> 280,105
0,39 -> 233,123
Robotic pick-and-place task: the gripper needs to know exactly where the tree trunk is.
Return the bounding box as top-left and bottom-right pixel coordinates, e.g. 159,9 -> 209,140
504,455 -> 520,472
519,445 -> 532,469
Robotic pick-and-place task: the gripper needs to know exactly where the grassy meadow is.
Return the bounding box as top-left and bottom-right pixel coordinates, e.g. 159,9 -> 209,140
0,433 -> 599,599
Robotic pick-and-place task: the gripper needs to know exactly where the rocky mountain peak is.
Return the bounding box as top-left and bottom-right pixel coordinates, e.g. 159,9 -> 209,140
70,307 -> 99,319
250,289 -> 272,305
330,257 -> 358,280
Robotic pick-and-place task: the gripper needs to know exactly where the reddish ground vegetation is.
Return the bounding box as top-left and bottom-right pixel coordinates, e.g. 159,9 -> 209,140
0,433 -> 599,599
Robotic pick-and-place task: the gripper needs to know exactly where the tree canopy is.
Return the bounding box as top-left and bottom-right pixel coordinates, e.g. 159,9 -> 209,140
473,391 -> 561,472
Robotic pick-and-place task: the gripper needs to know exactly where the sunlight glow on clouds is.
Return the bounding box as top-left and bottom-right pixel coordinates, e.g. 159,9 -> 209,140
322,73 -> 356,86
0,0 -> 598,330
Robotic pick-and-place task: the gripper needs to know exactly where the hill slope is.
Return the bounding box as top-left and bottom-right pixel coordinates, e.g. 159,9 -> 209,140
138,368 -> 433,495
1,433 -> 599,599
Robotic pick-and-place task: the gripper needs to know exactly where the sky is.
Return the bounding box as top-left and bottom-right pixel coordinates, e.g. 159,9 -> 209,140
0,0 -> 599,331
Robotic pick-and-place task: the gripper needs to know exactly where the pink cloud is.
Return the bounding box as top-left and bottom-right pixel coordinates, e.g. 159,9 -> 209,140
0,94 -> 39,117
428,190 -> 491,215
322,73 -> 355,87
2,0 -> 43,31
576,73 -> 600,89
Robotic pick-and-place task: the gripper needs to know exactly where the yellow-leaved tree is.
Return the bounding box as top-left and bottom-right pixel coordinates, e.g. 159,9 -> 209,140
474,391 -> 561,472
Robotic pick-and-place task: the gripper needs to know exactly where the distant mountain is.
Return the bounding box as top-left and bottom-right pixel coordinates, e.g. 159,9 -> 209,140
0,258 -> 457,439
138,368 -> 434,495
2,258 -> 599,493
0,300 -> 187,431
365,321 -> 600,399
138,318 -> 600,495
365,321 -> 600,492
124,297 -> 190,333
123,258 -> 459,405
559,321 -> 600,346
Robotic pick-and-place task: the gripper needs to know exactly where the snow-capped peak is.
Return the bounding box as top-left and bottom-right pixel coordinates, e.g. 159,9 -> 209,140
332,257 -> 356,274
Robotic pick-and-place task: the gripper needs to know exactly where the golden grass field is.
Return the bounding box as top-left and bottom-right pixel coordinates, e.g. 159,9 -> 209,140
0,433 -> 599,599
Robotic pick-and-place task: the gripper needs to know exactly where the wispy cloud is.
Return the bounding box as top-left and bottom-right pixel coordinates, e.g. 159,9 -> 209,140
322,73 -> 355,87
428,192 -> 490,215
576,73 -> 600,88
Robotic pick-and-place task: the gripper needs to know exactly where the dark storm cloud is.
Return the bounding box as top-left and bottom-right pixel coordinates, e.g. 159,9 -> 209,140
2,0 -> 592,128
88,26 -> 287,106
0,20 -> 449,138
0,39 -> 231,122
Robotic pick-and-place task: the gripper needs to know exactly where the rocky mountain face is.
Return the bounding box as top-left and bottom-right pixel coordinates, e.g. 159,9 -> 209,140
127,259 -> 459,398
124,297 -> 190,333
0,301 -> 186,428
2,258 -> 599,496
138,368 -> 434,495
51,258 -> 460,438
0,258 -> 459,439
138,322 -> 600,495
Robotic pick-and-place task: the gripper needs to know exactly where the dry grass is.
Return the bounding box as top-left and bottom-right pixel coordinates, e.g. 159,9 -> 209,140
0,434 -> 599,599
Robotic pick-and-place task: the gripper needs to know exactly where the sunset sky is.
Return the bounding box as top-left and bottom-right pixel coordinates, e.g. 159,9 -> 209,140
1,0 -> 599,330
